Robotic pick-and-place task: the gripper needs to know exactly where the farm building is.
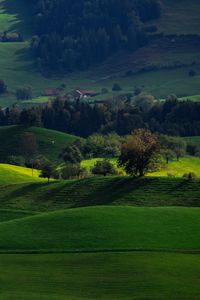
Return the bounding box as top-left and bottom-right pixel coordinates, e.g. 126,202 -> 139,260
73,89 -> 98,99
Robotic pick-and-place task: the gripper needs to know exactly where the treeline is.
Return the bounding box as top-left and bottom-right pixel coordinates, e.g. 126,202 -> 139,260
31,0 -> 161,71
1,95 -> 200,137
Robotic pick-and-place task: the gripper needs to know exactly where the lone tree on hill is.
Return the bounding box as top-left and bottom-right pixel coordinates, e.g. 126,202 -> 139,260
118,129 -> 160,177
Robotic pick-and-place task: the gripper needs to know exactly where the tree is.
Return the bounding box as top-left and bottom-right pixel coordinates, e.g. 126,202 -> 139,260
118,129 -> 160,177
112,83 -> 122,91
18,132 -> 38,158
62,163 -> 85,179
0,80 -> 7,94
92,160 -> 117,176
16,86 -> 32,101
40,162 -> 56,183
60,144 -> 83,164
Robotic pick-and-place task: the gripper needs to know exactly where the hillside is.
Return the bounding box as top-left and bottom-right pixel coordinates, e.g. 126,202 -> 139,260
0,0 -> 200,108
0,164 -> 43,184
0,206 -> 199,252
0,125 -> 79,162
1,176 -> 200,211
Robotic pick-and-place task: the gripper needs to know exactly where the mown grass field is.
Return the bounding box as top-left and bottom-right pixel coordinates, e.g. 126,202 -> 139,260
0,206 -> 200,252
0,125 -> 79,162
0,252 -> 200,300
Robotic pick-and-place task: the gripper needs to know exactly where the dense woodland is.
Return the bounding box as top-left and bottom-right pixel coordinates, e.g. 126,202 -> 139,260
1,95 -> 200,137
31,0 -> 161,71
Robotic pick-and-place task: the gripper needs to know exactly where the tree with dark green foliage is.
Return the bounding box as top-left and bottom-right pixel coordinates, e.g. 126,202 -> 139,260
60,144 -> 83,164
92,160 -> 117,177
40,162 -> 57,183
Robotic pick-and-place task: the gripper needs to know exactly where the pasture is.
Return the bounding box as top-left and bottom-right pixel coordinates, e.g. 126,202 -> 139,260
0,125 -> 79,162
0,252 -> 200,299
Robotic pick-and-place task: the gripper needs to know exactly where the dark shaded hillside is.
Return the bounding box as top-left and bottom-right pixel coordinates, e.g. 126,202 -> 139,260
1,176 -> 200,211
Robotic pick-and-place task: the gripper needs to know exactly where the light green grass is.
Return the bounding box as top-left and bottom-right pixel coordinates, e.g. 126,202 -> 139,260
0,206 -> 200,252
152,157 -> 200,177
82,156 -> 200,178
0,125 -> 79,162
0,164 -> 43,184
0,252 -> 200,299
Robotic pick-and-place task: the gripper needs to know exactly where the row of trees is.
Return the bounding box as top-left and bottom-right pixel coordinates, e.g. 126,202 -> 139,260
1,94 -> 200,137
31,0 -> 161,71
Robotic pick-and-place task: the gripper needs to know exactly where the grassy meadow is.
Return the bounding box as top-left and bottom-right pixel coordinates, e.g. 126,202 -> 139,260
1,252 -> 200,300
0,125 -> 79,162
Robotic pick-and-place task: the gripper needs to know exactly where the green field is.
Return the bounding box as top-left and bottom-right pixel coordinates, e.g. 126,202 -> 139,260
0,163 -> 43,184
82,156 -> 200,177
0,206 -> 200,252
0,252 -> 199,300
0,125 -> 78,162
1,176 -> 200,211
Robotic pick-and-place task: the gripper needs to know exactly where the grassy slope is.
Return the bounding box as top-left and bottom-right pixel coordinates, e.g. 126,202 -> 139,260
151,0 -> 200,34
1,176 -> 200,211
0,209 -> 34,222
0,164 -> 43,184
0,125 -> 78,162
0,206 -> 200,252
82,156 -> 200,177
0,252 -> 199,299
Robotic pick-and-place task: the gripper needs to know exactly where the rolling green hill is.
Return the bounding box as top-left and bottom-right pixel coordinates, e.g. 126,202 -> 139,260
0,206 -> 200,252
0,125 -> 79,162
0,163 -> 43,184
1,176 -> 200,211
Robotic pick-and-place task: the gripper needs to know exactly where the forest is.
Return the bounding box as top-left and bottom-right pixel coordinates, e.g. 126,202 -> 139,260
1,94 -> 200,137
31,0 -> 161,70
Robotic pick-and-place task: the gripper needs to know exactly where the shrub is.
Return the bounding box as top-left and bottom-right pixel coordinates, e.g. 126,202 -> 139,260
92,160 -> 117,176
101,88 -> 109,94
0,79 -> 7,94
6,155 -> 25,167
16,86 -> 32,100
183,172 -> 197,180
112,83 -> 122,91
62,163 -> 85,179
189,70 -> 196,77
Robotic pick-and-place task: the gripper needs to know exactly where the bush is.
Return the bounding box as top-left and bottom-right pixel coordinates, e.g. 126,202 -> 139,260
92,160 -> 117,176
62,163 -> 85,179
0,79 -> 7,94
183,172 -> 197,180
112,83 -> 122,91
189,70 -> 196,77
16,86 -> 32,100
6,155 -> 25,167
101,88 -> 109,94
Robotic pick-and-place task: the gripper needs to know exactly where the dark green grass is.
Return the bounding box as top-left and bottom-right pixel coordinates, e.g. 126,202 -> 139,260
0,206 -> 200,252
0,125 -> 79,162
0,209 -> 34,223
0,252 -> 199,299
1,176 -> 200,211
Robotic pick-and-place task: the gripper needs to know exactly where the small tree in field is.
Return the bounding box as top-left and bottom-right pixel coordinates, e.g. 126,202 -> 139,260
118,129 -> 160,177
40,162 -> 57,183
92,160 -> 117,176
